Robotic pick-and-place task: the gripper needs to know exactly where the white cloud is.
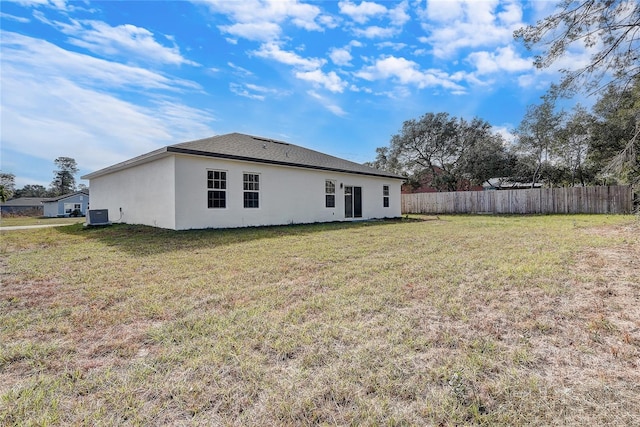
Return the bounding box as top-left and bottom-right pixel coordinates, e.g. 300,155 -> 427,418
353,25 -> 398,39
2,32 -> 200,91
200,0 -> 325,41
1,68 -> 214,172
388,1 -> 410,26
356,55 -> 465,92
317,14 -> 339,29
493,125 -> 516,144
230,82 -> 286,100
420,0 -> 525,59
0,32 -> 214,173
7,0 -> 68,9
376,41 -> 406,51
245,83 -> 282,94
338,0 -> 387,24
33,14 -> 197,66
253,42 -> 325,70
468,45 -> 532,75
328,40 -> 364,66
219,22 -> 282,42
515,31 -> 599,90
295,70 -> 347,93
1,12 -> 30,23
338,0 -> 409,37
230,83 -> 266,100
327,104 -> 347,116
329,47 -> 353,66
228,62 -> 254,76
348,84 -> 372,93
252,43 -> 348,93
307,90 -> 347,116
497,1 -> 523,25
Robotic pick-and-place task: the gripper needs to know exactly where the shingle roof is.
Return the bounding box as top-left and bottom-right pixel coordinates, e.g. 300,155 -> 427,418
42,190 -> 90,203
0,197 -> 47,207
82,133 -> 404,180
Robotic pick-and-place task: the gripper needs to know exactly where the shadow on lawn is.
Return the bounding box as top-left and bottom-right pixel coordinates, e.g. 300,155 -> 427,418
55,216 -> 429,257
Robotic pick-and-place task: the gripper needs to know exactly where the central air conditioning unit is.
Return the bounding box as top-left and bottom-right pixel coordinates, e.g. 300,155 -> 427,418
86,209 -> 111,226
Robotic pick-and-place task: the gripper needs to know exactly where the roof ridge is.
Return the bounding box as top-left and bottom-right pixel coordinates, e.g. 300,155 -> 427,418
84,133 -> 405,181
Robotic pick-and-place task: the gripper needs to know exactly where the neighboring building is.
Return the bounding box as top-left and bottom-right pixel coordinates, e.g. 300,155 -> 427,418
482,178 -> 543,190
0,197 -> 45,216
43,190 -> 90,217
402,168 -> 483,194
81,133 -> 405,230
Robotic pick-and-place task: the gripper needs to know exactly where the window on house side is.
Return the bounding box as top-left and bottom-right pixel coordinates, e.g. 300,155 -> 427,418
64,203 -> 81,214
383,185 -> 390,208
243,173 -> 259,208
325,180 -> 336,208
207,170 -> 226,208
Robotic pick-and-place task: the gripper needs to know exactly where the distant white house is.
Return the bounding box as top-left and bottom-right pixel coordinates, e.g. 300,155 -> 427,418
81,133 -> 405,230
43,190 -> 90,217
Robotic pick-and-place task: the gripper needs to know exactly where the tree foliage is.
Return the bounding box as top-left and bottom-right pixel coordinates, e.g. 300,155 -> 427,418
592,78 -> 640,184
51,157 -> 79,196
14,184 -> 51,198
364,147 -> 403,175
374,82 -> 636,191
555,104 -> 594,186
379,113 -> 511,191
515,0 -> 640,97
515,0 -> 639,187
1,172 -> 16,202
514,99 -> 564,187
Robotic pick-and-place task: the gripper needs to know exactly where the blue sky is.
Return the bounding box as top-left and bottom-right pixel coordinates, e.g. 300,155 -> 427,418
1,0 -> 590,188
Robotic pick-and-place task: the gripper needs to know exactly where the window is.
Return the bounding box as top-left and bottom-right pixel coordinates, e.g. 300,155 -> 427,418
243,173 -> 260,208
207,170 -> 226,208
383,185 -> 390,208
325,180 -> 336,208
64,203 -> 81,214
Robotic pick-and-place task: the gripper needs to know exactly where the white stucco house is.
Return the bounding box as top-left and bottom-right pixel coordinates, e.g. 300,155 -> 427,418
81,133 -> 405,230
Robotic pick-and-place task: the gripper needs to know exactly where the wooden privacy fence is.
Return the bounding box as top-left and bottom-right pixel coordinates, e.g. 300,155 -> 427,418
401,185 -> 634,215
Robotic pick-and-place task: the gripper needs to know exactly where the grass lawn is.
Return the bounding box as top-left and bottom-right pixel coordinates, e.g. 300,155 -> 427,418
1,215 -> 639,425
0,216 -> 85,227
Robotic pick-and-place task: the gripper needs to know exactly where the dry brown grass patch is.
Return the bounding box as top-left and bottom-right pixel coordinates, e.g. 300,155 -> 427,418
2,216 -> 639,425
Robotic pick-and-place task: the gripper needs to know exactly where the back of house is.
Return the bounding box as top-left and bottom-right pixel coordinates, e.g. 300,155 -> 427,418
81,133 -> 405,230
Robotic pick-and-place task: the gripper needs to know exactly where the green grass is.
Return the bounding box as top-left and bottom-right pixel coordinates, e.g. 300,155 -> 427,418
1,215 -> 639,425
0,216 -> 85,227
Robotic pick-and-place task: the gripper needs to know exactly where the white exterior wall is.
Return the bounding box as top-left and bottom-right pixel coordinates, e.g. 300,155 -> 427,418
173,154 -> 402,230
87,156 -> 176,229
43,193 -> 89,217
43,202 -> 58,218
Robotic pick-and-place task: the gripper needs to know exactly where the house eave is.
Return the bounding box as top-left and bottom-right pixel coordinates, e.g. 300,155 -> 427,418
167,146 -> 404,180
81,148 -> 171,180
82,146 -> 404,181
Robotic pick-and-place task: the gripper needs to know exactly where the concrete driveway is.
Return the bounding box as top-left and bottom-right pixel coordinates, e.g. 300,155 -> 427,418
0,223 -> 80,231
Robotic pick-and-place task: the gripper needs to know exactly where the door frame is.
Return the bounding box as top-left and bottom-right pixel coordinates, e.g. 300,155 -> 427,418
344,185 -> 362,218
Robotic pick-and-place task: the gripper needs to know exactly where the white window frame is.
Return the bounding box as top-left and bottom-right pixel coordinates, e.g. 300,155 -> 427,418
325,180 -> 336,208
207,170 -> 227,209
243,172 -> 260,208
64,203 -> 81,214
383,185 -> 390,208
